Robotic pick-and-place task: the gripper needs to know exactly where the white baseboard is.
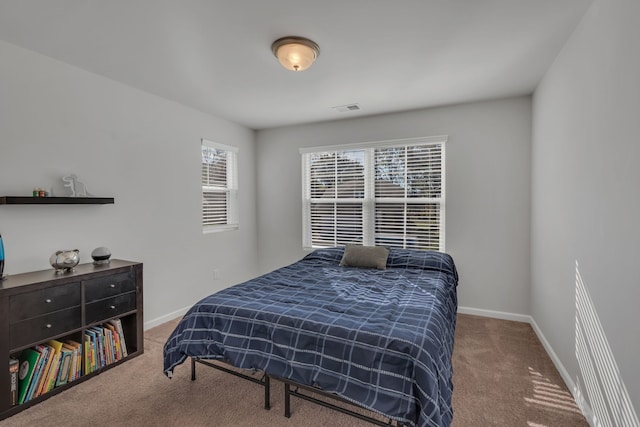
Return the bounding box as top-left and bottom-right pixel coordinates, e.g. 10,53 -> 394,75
460,306 -> 595,426
457,305 -> 531,323
144,305 -> 191,330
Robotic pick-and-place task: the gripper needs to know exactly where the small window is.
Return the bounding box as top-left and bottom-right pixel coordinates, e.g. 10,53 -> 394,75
201,140 -> 238,233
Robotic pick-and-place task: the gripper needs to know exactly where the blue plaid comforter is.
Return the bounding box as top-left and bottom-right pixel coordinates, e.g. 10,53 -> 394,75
163,247 -> 458,427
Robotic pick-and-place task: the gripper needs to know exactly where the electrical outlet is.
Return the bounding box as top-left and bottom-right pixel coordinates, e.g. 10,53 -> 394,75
212,269 -> 220,280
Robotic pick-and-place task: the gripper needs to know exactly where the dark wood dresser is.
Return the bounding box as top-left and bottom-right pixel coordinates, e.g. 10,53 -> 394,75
0,260 -> 143,420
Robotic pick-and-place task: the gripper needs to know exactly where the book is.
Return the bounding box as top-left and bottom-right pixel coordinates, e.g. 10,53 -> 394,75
82,336 -> 88,375
83,333 -> 90,374
104,323 -> 117,361
84,330 -> 98,374
17,348 -> 40,405
108,318 -> 128,357
47,339 -> 64,354
66,340 -> 83,379
112,326 -> 122,360
90,327 -> 106,368
62,342 -> 79,382
25,345 -> 49,402
9,358 -> 19,406
42,342 -> 64,395
43,351 -> 61,393
104,328 -> 114,364
33,345 -> 54,398
44,340 -> 65,392
92,328 -> 102,369
113,329 -> 122,360
86,328 -> 97,369
82,335 -> 90,375
55,348 -> 73,387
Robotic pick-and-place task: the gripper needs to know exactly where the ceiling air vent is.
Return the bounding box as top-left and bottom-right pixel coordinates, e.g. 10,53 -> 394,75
332,103 -> 361,113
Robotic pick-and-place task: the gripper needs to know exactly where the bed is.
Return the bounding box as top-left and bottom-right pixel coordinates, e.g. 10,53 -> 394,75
163,246 -> 458,427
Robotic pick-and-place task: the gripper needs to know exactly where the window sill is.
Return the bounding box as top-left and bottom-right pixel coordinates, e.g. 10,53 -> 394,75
203,224 -> 239,234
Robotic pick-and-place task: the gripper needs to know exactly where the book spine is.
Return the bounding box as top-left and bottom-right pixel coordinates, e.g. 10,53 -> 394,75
25,346 -> 47,402
112,318 -> 128,356
89,328 -> 104,369
113,330 -> 122,360
90,333 -> 97,372
34,346 -> 54,398
45,353 -> 61,392
68,349 -> 77,382
9,358 -> 19,406
76,345 -> 81,379
56,352 -> 71,387
106,329 -> 114,364
64,340 -> 81,381
83,335 -> 90,375
17,349 -> 39,405
99,329 -> 106,367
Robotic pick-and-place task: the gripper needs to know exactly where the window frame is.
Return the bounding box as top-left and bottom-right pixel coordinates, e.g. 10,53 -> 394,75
201,139 -> 239,234
300,136 -> 447,251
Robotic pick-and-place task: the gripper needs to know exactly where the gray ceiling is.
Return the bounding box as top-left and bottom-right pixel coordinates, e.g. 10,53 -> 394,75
0,1 -> 593,130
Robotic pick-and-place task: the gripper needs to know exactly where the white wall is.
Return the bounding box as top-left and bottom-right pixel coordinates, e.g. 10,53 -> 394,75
0,41 -> 258,326
256,97 -> 532,316
532,0 -> 640,422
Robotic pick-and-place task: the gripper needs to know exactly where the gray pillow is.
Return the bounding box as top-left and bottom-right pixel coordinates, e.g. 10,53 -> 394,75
339,245 -> 389,270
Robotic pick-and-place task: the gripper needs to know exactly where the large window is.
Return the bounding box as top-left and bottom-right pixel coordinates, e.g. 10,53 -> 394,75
201,140 -> 238,233
301,136 -> 446,251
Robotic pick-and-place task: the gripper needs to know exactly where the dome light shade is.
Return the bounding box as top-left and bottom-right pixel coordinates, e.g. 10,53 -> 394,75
271,36 -> 320,71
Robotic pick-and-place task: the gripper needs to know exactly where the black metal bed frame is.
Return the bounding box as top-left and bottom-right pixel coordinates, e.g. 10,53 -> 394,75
190,357 -> 407,426
190,358 -> 271,410
282,379 -> 407,427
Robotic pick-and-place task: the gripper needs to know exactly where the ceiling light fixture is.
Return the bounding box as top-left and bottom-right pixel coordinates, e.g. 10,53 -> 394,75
271,36 -> 320,72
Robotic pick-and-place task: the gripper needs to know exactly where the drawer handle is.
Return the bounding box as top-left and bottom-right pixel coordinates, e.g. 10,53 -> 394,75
45,298 -> 52,303
109,283 -> 116,288
110,305 -> 116,310
46,324 -> 52,329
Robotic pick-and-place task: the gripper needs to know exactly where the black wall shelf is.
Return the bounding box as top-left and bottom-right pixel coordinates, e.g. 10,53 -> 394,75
0,196 -> 114,205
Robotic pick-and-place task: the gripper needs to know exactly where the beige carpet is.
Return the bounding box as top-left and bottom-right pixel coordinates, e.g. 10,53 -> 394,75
1,314 -> 588,426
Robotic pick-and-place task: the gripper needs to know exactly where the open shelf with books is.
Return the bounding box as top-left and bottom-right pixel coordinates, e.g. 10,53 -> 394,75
11,333 -> 84,406
83,318 -> 130,375
0,260 -> 143,420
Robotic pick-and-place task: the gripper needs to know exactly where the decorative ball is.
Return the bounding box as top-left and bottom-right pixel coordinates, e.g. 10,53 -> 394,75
91,247 -> 111,264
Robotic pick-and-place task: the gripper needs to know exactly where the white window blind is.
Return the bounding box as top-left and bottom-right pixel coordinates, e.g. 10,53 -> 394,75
301,136 -> 446,251
202,140 -> 238,233
305,150 -> 366,246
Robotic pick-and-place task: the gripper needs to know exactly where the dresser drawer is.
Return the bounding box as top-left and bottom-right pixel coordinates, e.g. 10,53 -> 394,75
85,271 -> 135,303
10,306 -> 82,350
85,292 -> 136,324
9,282 -> 81,322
